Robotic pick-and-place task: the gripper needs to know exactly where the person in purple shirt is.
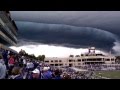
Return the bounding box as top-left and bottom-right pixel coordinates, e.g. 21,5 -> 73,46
41,67 -> 53,79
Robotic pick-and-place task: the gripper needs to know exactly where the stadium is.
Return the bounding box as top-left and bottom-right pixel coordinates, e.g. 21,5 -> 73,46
0,11 -> 120,79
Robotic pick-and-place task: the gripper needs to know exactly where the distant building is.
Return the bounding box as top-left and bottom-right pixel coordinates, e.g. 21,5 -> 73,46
44,47 -> 116,67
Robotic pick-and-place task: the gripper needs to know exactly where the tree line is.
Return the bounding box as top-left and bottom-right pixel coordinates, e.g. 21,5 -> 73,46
19,49 -> 45,62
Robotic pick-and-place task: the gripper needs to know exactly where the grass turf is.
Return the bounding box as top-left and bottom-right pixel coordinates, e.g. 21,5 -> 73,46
95,71 -> 120,79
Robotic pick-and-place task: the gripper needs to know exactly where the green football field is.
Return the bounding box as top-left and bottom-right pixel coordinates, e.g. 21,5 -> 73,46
95,71 -> 120,79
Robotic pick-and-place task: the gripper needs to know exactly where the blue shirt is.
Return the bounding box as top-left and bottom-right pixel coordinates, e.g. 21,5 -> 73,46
42,71 -> 52,79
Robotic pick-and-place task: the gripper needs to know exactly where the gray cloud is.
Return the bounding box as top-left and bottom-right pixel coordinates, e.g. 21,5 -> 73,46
11,11 -> 120,35
15,21 -> 118,52
112,41 -> 120,55
10,11 -> 120,55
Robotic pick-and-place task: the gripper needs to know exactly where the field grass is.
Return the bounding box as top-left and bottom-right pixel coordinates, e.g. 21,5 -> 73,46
95,71 -> 120,79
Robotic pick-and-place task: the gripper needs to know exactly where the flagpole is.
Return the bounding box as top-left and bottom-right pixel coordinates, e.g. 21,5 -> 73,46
109,49 -> 111,63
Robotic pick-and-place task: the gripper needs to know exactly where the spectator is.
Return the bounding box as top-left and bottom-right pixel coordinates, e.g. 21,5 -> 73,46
62,73 -> 71,79
31,68 -> 40,79
9,67 -> 23,79
8,55 -> 15,66
30,61 -> 34,71
26,60 -> 31,71
33,61 -> 39,69
0,54 -> 7,79
2,50 -> 8,69
8,55 -> 15,75
19,56 -> 24,67
54,69 -> 61,79
22,56 -> 27,67
41,67 -> 53,79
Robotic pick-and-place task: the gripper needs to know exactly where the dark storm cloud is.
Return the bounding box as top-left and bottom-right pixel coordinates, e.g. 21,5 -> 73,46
10,11 -> 120,54
15,21 -> 118,51
11,11 -> 120,36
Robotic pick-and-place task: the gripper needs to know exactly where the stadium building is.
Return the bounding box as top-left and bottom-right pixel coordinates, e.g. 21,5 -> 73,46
0,11 -> 18,52
44,47 -> 116,67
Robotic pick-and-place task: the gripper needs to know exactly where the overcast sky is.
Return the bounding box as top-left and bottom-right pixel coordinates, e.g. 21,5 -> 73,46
9,11 -> 120,57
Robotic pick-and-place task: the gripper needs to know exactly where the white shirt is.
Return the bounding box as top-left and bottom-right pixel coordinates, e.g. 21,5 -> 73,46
26,62 -> 31,69
27,62 -> 34,69
30,62 -> 34,68
23,59 -> 26,64
0,59 -> 6,79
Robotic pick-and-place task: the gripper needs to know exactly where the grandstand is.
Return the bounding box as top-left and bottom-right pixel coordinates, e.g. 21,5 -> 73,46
0,11 -> 18,53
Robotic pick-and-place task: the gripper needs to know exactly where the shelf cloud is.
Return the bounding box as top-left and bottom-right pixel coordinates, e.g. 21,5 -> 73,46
10,11 -> 120,56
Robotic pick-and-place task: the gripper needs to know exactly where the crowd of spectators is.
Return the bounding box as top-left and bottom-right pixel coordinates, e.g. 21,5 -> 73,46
79,64 -> 120,71
0,48 -> 120,79
0,48 -> 96,79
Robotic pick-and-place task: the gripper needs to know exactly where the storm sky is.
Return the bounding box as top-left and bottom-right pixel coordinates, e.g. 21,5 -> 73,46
9,11 -> 120,57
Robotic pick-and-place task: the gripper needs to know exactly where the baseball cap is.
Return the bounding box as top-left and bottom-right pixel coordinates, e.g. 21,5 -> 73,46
32,69 -> 40,74
43,67 -> 49,71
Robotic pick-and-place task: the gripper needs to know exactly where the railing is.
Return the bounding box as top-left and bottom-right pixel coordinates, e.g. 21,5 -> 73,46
0,18 -> 17,41
0,31 -> 16,45
0,11 -> 17,36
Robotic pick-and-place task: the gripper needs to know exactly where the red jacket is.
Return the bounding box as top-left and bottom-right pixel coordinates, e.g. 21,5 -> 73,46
9,57 -> 15,64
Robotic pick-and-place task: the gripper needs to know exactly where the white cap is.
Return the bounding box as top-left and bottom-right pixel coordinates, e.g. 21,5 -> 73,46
22,56 -> 24,59
40,63 -> 42,65
43,67 -> 49,71
32,69 -> 40,74
8,51 -> 10,54
47,67 -> 50,70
